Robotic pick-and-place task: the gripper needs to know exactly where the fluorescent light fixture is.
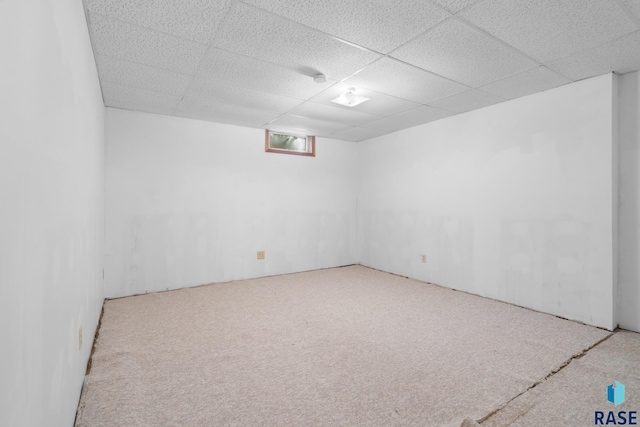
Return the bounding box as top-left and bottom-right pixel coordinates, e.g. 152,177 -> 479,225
331,88 -> 369,107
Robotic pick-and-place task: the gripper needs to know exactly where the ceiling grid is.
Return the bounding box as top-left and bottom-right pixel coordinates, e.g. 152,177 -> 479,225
84,0 -> 640,141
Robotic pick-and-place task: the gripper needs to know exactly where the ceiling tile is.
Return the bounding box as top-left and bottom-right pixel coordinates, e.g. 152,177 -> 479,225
341,106 -> 454,136
391,18 -> 537,87
459,0 -> 637,62
545,31 -> 640,81
213,3 -> 381,81
185,78 -> 305,113
242,0 -> 450,53
427,0 -> 483,14
266,124 -> 320,137
287,102 -> 381,126
479,66 -> 572,100
85,0 -> 146,23
175,110 -> 275,129
86,0 -> 234,44
107,101 -> 177,117
428,89 -> 504,113
88,13 -> 207,75
95,55 -> 191,95
344,58 -> 468,104
177,99 -> 282,128
196,48 -> 334,99
618,0 -> 640,21
268,115 -> 351,135
101,81 -> 182,111
359,117 -> 412,133
309,83 -> 420,116
329,127 -> 387,142
83,1 -> 640,131
388,105 -> 455,126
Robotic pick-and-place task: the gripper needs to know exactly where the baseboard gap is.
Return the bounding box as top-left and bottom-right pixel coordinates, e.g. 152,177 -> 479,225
85,301 -> 105,375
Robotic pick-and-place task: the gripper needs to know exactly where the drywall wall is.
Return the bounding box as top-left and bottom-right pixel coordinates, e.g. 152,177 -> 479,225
105,108 -> 358,297
0,0 -> 105,426
358,74 -> 617,330
619,71 -> 640,333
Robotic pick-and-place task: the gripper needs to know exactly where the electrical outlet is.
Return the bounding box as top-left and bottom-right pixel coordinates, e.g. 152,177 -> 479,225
79,326 -> 83,350
257,251 -> 265,260
421,254 -> 427,263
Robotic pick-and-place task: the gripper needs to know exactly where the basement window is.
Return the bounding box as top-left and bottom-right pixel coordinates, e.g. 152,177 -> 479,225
265,130 -> 315,157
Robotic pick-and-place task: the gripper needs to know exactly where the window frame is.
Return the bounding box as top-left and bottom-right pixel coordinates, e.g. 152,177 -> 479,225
265,130 -> 316,157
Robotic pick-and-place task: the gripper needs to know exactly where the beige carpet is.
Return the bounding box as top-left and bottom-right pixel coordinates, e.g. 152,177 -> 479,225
75,265 -> 610,426
481,330 -> 640,426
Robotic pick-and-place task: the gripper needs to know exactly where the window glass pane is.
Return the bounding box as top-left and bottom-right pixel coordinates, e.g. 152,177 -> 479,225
265,130 -> 315,157
269,133 -> 307,152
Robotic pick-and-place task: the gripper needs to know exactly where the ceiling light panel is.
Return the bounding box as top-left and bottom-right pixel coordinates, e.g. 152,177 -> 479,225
344,58 -> 468,104
459,0 -> 637,63
544,31 -> 640,81
331,89 -> 370,107
479,66 -> 571,100
428,89 -> 504,113
88,13 -> 207,75
185,78 -> 305,113
310,83 -> 420,116
329,126 -> 387,142
242,0 -> 450,53
196,49 -> 334,100
213,3 -> 381,81
86,0 -> 234,44
391,19 -> 537,87
288,102 -> 381,126
269,115 -> 352,135
96,55 -> 191,95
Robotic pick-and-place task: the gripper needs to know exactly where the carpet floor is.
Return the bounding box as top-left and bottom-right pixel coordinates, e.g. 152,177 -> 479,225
75,265 -> 614,426
481,330 -> 640,426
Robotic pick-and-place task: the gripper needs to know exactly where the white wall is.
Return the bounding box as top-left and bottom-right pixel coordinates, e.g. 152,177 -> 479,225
0,1 -> 105,426
619,71 -> 640,332
105,108 -> 358,297
358,74 -> 617,330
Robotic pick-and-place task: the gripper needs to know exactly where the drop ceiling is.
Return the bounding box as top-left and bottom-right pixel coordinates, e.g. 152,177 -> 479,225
84,0 -> 640,142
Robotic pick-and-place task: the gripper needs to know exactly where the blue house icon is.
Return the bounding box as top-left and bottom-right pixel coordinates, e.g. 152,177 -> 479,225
608,381 -> 625,406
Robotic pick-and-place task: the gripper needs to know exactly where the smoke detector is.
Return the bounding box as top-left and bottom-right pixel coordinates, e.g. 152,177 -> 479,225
313,73 -> 327,83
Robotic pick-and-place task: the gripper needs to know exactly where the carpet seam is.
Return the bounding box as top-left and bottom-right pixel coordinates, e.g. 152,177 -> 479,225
475,331 -> 616,424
